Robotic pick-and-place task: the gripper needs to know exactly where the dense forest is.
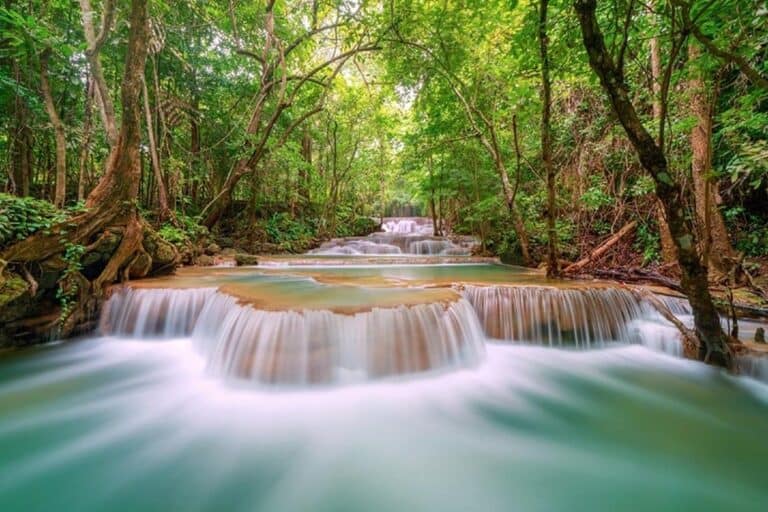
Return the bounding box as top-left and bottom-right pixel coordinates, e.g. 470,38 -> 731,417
1,0 -> 767,365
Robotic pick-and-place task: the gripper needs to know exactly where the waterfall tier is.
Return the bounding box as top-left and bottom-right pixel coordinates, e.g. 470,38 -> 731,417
461,285 -> 651,347
101,287 -> 485,385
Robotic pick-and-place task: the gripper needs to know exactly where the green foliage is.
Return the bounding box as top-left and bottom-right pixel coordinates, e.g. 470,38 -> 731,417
157,213 -> 208,250
634,222 -> 660,265
264,213 -> 317,253
56,241 -> 85,323
0,193 -> 68,248
580,177 -> 614,212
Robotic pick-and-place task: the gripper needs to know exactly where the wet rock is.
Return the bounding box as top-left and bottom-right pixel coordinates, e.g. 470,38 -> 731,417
0,271 -> 30,322
205,243 -> 221,256
235,253 -> 259,266
143,230 -> 178,272
756,328 -> 766,344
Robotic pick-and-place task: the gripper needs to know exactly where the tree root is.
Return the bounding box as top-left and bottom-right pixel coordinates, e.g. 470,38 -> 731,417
1,205 -> 179,343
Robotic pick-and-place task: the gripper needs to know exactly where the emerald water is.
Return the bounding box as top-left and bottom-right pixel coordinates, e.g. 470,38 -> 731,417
1,219 -> 767,511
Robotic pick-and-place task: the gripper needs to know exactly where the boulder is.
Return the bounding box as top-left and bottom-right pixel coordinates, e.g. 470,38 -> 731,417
235,253 -> 259,266
205,243 -> 222,255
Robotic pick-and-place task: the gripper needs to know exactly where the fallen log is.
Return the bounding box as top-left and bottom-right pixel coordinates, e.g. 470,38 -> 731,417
563,221 -> 637,273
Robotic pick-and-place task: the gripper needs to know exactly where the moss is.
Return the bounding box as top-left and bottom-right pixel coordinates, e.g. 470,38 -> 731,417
0,272 -> 28,308
143,229 -> 179,268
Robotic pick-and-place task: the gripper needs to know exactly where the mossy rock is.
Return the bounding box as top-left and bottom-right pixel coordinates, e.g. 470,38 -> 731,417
235,253 -> 259,266
0,272 -> 29,308
0,271 -> 31,326
143,229 -> 179,270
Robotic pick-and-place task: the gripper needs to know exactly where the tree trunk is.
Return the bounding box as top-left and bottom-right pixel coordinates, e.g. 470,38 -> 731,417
688,44 -> 735,276
574,0 -> 731,367
2,0 -> 178,345
79,0 -> 118,147
78,78 -> 95,201
39,48 -> 68,208
142,75 -> 171,220
540,0 -> 558,277
649,20 -> 677,263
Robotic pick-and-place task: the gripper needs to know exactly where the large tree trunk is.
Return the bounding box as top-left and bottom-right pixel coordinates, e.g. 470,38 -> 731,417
540,0 -> 558,277
2,0 -> 177,344
688,44 -> 735,276
39,48 -> 68,208
574,0 -> 731,367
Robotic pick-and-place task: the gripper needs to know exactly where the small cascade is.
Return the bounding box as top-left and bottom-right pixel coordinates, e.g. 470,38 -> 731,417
461,285 -> 650,348
736,353 -> 768,382
310,216 -> 476,256
656,295 -> 692,315
101,287 -> 216,337
407,239 -> 456,255
100,287 -> 485,385
382,217 -> 434,235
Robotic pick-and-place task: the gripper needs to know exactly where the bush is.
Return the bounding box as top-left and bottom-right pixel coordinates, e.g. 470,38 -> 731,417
157,213 -> 208,250
0,194 -> 72,249
335,216 -> 379,237
264,212 -> 317,252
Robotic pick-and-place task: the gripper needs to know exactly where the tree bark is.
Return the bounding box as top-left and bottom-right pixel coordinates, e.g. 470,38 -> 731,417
79,0 -> 118,147
540,0 -> 558,277
688,44 -> 735,276
10,59 -> 32,196
574,0 -> 731,367
78,78 -> 95,201
142,75 -> 171,220
39,48 -> 68,208
649,18 -> 677,263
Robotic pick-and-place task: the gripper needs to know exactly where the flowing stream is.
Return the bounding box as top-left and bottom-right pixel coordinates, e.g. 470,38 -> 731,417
1,218 -> 768,511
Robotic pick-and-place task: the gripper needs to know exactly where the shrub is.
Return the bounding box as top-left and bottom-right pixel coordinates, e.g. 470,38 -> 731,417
157,213 -> 208,249
0,194 -> 72,249
264,212 -> 317,252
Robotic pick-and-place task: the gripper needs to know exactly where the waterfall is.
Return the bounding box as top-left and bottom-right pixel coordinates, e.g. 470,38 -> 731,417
101,287 -> 216,337
736,353 -> 768,382
310,217 -> 476,255
101,287 -> 485,385
461,285 -> 651,348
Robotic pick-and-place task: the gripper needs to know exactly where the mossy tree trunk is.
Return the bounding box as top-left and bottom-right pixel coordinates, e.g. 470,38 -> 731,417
1,0 -> 177,343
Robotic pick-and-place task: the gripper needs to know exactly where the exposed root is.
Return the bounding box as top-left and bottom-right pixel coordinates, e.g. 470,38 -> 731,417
21,265 -> 38,297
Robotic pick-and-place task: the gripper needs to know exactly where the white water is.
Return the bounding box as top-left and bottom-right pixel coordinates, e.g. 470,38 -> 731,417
311,217 -> 477,256
101,287 -> 485,385
98,275 -> 768,385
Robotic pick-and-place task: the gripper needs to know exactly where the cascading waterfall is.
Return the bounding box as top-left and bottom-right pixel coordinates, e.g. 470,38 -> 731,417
310,217 -> 476,255
100,287 -> 486,385
100,277 -> 768,385
461,285 -> 652,348
101,287 -> 215,337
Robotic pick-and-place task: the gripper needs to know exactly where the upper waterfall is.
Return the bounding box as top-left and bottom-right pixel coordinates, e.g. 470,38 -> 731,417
311,217 -> 478,256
